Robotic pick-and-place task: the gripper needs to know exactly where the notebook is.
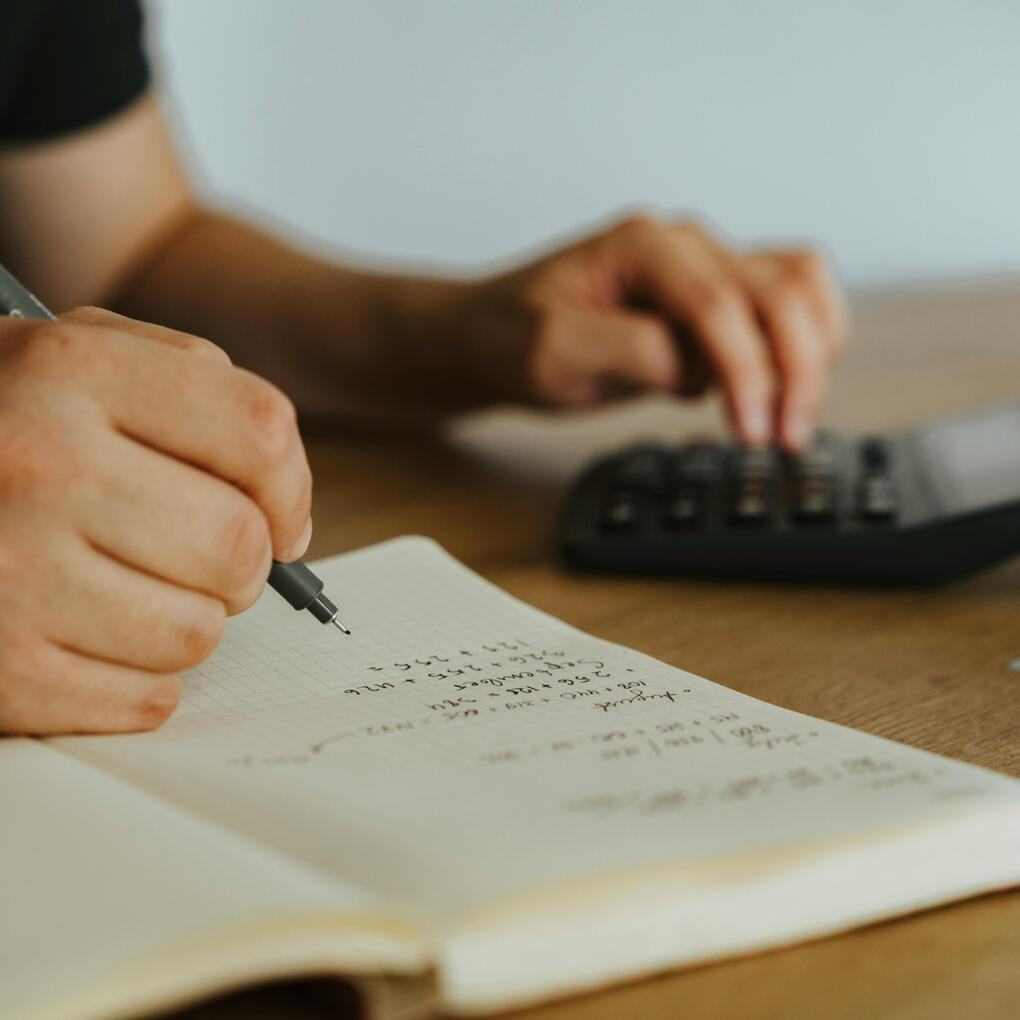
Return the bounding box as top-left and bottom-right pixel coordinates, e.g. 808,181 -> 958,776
3,536 -> 1019,1020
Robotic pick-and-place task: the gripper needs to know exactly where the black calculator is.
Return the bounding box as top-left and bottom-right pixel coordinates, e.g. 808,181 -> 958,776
560,403 -> 1020,584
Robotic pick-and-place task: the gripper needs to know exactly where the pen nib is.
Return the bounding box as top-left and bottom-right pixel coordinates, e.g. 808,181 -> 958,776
332,616 -> 351,635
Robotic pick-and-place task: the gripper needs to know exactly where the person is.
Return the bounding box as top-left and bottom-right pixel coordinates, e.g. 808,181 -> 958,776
0,1 -> 847,736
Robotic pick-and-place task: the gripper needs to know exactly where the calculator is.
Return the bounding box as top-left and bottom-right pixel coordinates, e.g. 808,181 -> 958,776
560,403 -> 1020,584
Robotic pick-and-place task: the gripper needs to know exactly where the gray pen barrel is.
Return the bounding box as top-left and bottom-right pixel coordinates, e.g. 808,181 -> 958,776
268,560 -> 339,624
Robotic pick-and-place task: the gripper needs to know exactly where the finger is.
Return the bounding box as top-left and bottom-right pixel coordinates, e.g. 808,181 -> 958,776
608,218 -> 776,443
738,257 -> 829,449
78,430 -> 272,614
41,321 -> 312,562
45,536 -> 227,674
771,251 -> 849,359
59,305 -> 232,364
0,635 -> 181,735
531,306 -> 680,405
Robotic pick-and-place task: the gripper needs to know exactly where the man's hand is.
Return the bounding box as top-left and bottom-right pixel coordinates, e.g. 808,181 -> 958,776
452,215 -> 847,449
0,308 -> 312,735
0,99 -> 847,444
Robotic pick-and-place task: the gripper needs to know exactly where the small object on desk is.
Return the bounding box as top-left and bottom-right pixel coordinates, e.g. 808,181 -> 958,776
267,560 -> 350,633
561,403 -> 1020,583
0,259 -> 347,633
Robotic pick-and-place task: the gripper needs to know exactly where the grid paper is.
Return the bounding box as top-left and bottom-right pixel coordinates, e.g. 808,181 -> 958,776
56,537 -> 1020,921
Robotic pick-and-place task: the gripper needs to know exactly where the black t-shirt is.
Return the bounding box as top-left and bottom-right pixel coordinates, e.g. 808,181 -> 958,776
0,0 -> 150,145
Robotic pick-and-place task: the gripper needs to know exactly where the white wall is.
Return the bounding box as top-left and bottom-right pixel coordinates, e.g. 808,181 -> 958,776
147,0 -> 1020,288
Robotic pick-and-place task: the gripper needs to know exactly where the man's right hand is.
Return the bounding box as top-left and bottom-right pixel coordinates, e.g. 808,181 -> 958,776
0,307 -> 313,735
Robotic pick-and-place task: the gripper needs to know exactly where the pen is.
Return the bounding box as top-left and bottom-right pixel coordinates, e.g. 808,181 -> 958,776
0,260 -> 349,635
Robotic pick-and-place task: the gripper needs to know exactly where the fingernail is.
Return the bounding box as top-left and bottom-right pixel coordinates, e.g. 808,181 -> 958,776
287,517 -> 313,562
743,405 -> 771,444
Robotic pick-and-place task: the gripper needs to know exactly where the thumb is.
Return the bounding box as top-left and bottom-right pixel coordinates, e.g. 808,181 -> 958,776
531,306 -> 680,406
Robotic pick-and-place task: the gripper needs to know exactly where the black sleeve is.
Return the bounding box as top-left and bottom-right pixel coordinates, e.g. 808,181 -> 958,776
0,0 -> 150,144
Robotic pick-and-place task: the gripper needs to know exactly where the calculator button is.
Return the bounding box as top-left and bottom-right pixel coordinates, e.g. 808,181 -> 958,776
860,476 -> 897,521
671,443 -> 725,483
601,492 -> 642,531
793,479 -> 836,522
730,478 -> 771,524
792,438 -> 837,478
616,448 -> 666,491
860,438 -> 890,472
732,445 -> 775,479
663,486 -> 702,528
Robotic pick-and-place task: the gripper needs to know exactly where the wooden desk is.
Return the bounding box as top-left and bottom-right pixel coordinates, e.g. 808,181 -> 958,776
172,280 -> 1020,1020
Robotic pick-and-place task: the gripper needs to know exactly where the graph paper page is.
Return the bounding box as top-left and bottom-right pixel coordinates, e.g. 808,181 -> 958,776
55,537 -> 1020,925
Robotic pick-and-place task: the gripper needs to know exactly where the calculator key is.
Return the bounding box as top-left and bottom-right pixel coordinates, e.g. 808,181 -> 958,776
860,438 -> 890,472
732,444 -> 776,479
663,486 -> 702,528
792,437 -> 837,478
793,479 -> 836,522
601,492 -> 642,531
671,442 -> 725,483
615,448 -> 666,491
860,476 -> 897,521
730,478 -> 771,524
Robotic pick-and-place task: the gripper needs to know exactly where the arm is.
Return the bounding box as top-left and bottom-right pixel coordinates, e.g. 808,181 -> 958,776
0,103 -> 316,736
0,95 -> 475,424
0,94 -> 846,446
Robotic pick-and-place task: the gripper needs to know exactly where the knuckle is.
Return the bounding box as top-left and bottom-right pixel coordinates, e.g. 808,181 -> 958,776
785,250 -> 825,284
17,323 -> 84,373
180,334 -> 232,366
61,305 -> 109,326
763,276 -> 805,319
616,213 -> 662,243
692,281 -> 745,328
174,600 -> 226,669
237,377 -> 299,465
221,504 -> 272,593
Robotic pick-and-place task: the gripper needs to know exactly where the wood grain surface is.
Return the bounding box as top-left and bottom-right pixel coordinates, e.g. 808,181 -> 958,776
169,280 -> 1020,1020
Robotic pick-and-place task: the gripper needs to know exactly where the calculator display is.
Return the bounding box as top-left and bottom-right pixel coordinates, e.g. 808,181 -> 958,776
918,406 -> 1020,513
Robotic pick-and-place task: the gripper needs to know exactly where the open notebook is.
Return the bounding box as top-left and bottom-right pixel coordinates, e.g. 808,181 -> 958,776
3,537 -> 1019,1020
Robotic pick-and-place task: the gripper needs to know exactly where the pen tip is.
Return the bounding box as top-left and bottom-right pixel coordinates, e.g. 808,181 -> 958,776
332,617 -> 351,635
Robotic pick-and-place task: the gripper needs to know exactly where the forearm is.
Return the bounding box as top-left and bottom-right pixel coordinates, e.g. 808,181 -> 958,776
110,209 -> 495,425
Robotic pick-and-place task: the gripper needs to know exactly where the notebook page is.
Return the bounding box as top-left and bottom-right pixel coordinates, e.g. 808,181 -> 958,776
0,739 -> 422,1020
54,537 -> 1020,928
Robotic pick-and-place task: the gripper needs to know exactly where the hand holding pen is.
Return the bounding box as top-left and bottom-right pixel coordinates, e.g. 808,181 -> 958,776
0,265 -> 345,737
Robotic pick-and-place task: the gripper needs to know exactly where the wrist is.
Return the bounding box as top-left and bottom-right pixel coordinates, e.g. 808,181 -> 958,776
361,271 -> 526,413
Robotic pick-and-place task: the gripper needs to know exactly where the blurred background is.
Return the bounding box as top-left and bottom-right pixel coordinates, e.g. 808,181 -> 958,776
147,0 -> 1020,291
